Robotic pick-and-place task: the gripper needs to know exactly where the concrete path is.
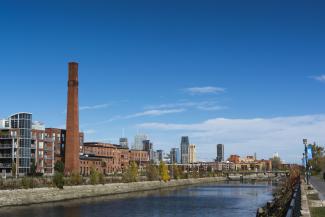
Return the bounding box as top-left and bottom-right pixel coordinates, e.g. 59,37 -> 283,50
310,176 -> 325,200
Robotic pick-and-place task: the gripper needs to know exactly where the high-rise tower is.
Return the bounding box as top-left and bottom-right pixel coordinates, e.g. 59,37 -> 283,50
65,62 -> 80,174
180,136 -> 189,164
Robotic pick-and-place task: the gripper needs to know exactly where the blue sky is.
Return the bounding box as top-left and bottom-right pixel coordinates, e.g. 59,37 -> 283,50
1,0 -> 325,163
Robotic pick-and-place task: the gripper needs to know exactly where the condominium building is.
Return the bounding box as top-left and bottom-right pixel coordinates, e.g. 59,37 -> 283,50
188,144 -> 196,163
216,144 -> 224,162
180,136 -> 189,164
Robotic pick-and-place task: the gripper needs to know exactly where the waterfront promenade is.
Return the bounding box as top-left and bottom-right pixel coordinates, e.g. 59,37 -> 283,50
310,176 -> 325,200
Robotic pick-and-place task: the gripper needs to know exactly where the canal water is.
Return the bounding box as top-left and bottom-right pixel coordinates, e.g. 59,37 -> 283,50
0,181 -> 274,217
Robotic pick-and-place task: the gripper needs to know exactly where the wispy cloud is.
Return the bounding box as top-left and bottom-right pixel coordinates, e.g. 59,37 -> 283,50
126,109 -> 185,118
145,100 -> 226,111
311,75 -> 325,82
82,109 -> 185,127
137,114 -> 325,163
83,129 -> 96,134
79,103 -> 110,111
184,86 -> 225,95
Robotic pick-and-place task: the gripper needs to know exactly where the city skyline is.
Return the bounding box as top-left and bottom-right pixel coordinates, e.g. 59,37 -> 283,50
1,1 -> 325,163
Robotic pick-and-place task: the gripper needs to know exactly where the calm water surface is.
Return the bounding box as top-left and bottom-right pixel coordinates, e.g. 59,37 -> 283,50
0,182 -> 274,217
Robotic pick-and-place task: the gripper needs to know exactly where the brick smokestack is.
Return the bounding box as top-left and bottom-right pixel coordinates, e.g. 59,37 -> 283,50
65,62 -> 80,175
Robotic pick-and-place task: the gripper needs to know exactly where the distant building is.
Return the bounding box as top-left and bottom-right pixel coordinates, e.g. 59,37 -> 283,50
216,144 -> 224,162
119,137 -> 128,148
170,148 -> 180,164
132,134 -> 148,150
157,150 -> 164,162
180,136 -> 189,164
228,155 -> 240,164
189,144 -> 196,163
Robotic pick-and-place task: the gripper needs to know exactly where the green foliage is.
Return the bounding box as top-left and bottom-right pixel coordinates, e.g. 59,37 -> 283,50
90,168 -> 100,185
29,159 -> 36,176
11,163 -> 16,177
270,156 -> 282,170
54,161 -> 65,173
21,177 -> 34,189
146,164 -> 159,181
98,172 -> 105,184
70,172 -> 83,185
172,164 -> 180,180
191,169 -> 199,178
309,143 -> 325,175
122,161 -> 138,183
159,161 -> 170,182
53,172 -> 65,189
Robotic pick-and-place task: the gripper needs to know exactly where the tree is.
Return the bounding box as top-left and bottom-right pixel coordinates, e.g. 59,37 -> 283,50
122,161 -> 138,183
30,159 -> 36,176
90,168 -> 101,185
146,164 -> 159,181
11,162 -> 16,177
159,161 -> 170,182
172,164 -> 180,180
270,156 -> 282,170
309,143 -> 324,175
54,161 -> 65,173
53,172 -> 65,189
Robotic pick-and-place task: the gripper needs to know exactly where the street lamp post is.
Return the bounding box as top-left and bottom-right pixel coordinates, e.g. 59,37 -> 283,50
303,139 -> 309,185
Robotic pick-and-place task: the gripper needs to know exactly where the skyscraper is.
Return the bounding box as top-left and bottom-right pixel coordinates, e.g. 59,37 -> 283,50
180,136 -> 189,164
65,62 -> 80,175
189,144 -> 196,163
119,137 -> 128,148
170,148 -> 180,164
132,134 -> 147,150
216,144 -> 224,162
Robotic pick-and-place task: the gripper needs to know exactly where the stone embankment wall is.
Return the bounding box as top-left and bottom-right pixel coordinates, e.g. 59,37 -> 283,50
0,177 -> 227,208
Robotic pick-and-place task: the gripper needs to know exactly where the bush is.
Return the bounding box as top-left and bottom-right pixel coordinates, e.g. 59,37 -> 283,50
146,164 -> 159,181
159,161 -> 170,182
54,161 -> 65,173
98,172 -> 105,184
122,161 -> 138,183
21,177 -> 34,189
90,168 -> 99,185
53,172 -> 64,189
172,164 -> 180,180
70,172 -> 83,185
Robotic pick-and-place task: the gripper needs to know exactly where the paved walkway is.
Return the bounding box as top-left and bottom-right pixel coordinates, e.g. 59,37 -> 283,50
310,176 -> 325,200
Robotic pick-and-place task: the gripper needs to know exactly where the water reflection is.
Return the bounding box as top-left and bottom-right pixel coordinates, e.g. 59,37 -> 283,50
0,182 -> 274,217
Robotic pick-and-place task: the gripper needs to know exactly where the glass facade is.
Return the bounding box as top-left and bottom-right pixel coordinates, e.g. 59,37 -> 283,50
180,136 -> 189,164
10,113 -> 32,174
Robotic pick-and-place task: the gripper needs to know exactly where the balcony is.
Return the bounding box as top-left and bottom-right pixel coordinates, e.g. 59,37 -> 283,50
0,144 -> 14,149
0,135 -> 13,139
31,144 -> 36,149
0,153 -> 13,158
0,163 -> 12,168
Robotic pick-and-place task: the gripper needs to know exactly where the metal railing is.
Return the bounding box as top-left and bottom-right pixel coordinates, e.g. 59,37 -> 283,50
285,180 -> 301,217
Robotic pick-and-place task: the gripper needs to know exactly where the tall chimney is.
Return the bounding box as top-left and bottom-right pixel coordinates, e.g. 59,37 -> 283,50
65,62 -> 80,175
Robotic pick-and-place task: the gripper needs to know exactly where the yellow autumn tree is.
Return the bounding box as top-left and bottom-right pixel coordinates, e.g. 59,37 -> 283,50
159,161 -> 170,182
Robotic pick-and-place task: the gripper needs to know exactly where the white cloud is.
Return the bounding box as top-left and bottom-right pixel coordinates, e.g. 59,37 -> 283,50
80,103 -> 110,111
82,109 -> 185,127
146,101 -> 225,111
137,114 -> 325,163
184,86 -> 225,95
126,109 -> 185,118
83,129 -> 96,134
311,75 -> 325,82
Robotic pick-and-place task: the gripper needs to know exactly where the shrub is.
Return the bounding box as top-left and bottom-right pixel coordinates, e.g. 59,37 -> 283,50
122,161 -> 138,183
53,172 -> 64,189
98,172 -> 105,184
70,172 -> 83,185
172,164 -> 180,180
146,164 -> 159,181
21,177 -> 34,189
54,161 -> 65,173
159,161 -> 170,182
90,168 -> 99,185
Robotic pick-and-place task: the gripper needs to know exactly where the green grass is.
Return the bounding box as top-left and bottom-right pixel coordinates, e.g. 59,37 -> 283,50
310,207 -> 325,217
308,193 -> 320,200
